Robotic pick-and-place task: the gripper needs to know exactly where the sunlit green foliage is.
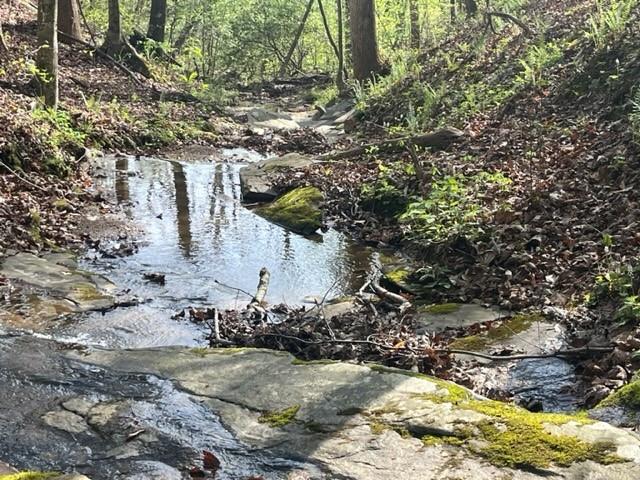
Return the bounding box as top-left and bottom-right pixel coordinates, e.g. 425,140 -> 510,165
586,0 -> 635,49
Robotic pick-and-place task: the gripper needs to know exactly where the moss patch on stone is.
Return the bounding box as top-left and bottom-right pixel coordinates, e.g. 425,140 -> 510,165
448,313 -> 543,352
423,303 -> 462,314
257,186 -> 323,235
0,473 -> 58,480
291,358 -> 338,366
417,388 -> 622,469
385,268 -> 411,285
258,405 -> 300,428
599,379 -> 640,409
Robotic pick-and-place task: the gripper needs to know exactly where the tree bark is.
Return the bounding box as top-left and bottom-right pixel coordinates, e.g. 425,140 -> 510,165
409,0 -> 420,48
450,0 -> 456,22
147,0 -> 167,42
36,0 -> 59,108
58,0 -> 82,41
101,0 -> 152,78
348,0 -> 383,82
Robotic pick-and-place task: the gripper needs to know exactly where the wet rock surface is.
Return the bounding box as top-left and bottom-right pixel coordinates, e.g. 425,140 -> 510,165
67,345 -> 640,480
0,252 -> 116,329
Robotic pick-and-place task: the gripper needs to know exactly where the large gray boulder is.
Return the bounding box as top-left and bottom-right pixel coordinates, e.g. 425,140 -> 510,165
75,346 -> 640,480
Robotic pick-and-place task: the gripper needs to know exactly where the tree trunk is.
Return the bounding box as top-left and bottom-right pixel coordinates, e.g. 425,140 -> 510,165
463,0 -> 478,17
0,21 -> 9,54
58,0 -> 82,41
147,0 -> 167,42
36,0 -> 59,108
101,0 -> 152,78
348,0 -> 383,82
409,0 -> 420,48
450,0 -> 456,22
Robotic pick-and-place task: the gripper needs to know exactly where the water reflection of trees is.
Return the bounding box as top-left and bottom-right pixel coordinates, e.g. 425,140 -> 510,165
172,162 -> 192,258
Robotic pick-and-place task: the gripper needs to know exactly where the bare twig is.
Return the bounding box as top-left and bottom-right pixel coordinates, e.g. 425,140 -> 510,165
214,279 -> 254,299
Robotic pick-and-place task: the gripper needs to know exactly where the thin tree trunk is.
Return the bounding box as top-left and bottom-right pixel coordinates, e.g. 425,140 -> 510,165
147,0 -> 167,42
279,0 -> 314,77
336,0 -> 348,92
57,0 -> 82,41
172,18 -> 196,52
409,0 -> 420,48
317,0 -> 348,83
450,0 -> 456,22
0,21 -> 9,54
348,0 -> 383,82
36,0 -> 59,108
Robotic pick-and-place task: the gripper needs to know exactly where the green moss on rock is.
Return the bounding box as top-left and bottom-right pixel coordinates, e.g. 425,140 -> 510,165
417,388 -> 622,469
424,303 -> 462,314
0,473 -> 58,480
257,186 -> 323,235
449,313 -> 543,352
599,379 -> 640,409
258,405 -> 300,428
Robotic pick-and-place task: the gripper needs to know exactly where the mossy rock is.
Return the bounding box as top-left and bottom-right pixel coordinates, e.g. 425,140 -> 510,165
257,186 -> 323,235
599,379 -> 640,409
448,313 -> 543,352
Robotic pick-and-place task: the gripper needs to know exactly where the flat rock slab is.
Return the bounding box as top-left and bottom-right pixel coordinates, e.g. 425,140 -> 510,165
239,153 -> 314,202
247,108 -> 300,131
416,303 -> 508,334
74,346 -> 640,480
0,252 -> 116,327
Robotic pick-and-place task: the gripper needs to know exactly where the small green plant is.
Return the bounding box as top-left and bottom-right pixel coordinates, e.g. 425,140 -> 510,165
399,172 -> 510,246
515,42 -> 563,87
587,0 -> 635,49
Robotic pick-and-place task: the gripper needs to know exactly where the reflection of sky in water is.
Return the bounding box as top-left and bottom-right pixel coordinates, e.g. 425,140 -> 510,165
110,156 -> 372,306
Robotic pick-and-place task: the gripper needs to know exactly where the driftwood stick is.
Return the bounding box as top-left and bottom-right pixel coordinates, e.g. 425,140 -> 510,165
485,11 -> 535,36
250,267 -> 270,306
320,127 -> 464,162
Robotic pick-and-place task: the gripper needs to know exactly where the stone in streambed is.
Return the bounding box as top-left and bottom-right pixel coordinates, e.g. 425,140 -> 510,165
257,186 -> 323,235
239,153 -> 314,202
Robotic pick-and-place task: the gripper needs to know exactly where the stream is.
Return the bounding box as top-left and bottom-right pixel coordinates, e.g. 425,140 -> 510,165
0,148 -> 587,478
50,151 -> 374,348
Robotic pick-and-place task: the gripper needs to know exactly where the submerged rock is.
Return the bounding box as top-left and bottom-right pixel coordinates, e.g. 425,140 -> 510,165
0,252 -> 115,328
239,153 -> 314,202
257,186 -> 323,235
415,303 -> 508,334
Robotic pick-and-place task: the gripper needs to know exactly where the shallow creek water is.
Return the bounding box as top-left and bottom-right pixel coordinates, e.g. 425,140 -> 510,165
50,151 -> 374,348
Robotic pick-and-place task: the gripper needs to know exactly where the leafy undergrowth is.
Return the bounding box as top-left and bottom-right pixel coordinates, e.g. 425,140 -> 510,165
283,0 -> 640,313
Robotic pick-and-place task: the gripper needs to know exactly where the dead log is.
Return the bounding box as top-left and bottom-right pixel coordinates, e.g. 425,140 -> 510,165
485,11 -> 535,36
321,127 -> 464,161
